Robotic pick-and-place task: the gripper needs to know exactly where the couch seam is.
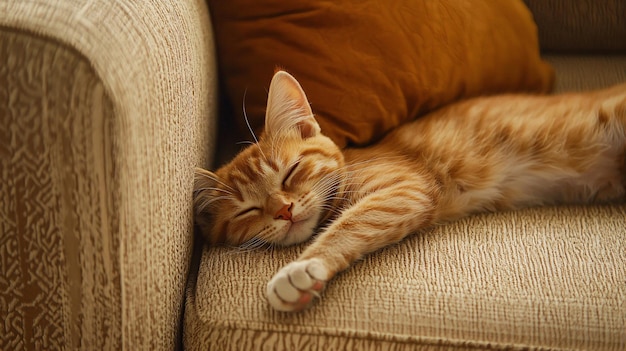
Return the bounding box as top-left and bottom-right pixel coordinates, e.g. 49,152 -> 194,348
194,318 -> 571,351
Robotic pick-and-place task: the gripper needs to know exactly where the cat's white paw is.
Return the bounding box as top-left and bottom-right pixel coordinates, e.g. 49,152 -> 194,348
266,258 -> 329,312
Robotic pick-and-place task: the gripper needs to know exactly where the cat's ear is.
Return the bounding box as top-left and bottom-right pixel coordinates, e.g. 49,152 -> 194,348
265,70 -> 321,139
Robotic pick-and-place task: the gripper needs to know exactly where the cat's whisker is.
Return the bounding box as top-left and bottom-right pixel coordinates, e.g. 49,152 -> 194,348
311,177 -> 341,190
196,195 -> 234,213
198,172 -> 237,193
317,189 -> 344,200
317,205 -> 344,217
263,243 -> 276,253
335,189 -> 366,197
238,237 -> 268,252
321,192 -> 351,203
242,89 -> 269,162
323,195 -> 351,202
242,89 -> 259,144
316,189 -> 345,202
310,175 -> 339,190
322,208 -> 341,216
313,176 -> 349,191
223,237 -> 270,255
312,185 -> 343,200
196,187 -> 235,196
236,140 -> 256,146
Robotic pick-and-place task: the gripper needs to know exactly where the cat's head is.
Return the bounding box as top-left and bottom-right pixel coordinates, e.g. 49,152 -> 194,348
194,71 -> 345,247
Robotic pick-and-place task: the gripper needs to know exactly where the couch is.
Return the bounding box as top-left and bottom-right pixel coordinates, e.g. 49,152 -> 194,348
1,1 -> 216,349
1,1 -> 625,350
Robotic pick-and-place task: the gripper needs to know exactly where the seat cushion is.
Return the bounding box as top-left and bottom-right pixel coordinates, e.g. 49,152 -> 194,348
184,205 -> 626,350
543,55 -> 626,92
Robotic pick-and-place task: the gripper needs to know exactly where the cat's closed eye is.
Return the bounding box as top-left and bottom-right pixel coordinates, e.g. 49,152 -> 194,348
282,161 -> 300,189
235,207 -> 260,218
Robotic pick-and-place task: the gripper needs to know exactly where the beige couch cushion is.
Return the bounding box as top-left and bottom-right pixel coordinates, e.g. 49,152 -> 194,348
185,205 -> 626,350
545,56 -> 626,92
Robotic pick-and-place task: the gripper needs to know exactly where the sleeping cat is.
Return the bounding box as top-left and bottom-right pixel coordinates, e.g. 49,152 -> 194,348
194,71 -> 626,312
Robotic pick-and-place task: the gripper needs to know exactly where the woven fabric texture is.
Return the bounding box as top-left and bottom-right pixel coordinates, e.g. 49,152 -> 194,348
1,31 -> 121,350
186,204 -> 626,351
524,0 -> 626,52
184,56 -> 626,350
544,56 -> 626,92
0,0 -> 217,349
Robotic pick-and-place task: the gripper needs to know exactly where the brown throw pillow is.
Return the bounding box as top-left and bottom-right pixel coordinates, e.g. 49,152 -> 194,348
209,0 -> 554,148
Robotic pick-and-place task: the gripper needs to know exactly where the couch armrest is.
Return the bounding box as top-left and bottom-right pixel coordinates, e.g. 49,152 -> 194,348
0,1 -> 217,349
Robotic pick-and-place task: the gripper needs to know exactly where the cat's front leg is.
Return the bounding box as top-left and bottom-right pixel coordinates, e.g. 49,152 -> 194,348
266,178 -> 437,311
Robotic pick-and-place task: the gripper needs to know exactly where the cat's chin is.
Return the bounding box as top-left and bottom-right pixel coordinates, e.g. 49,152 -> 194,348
276,215 -> 320,246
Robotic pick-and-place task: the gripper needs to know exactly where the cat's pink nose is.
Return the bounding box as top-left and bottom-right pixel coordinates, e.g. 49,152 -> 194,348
274,203 -> 294,221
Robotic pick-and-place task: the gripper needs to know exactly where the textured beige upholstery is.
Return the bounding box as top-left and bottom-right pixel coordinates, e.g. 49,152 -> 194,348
0,1 -> 217,350
184,2 -> 626,350
524,0 -> 626,52
186,205 -> 626,350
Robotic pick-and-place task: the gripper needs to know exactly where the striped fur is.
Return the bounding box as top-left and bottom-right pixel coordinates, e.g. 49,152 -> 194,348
194,71 -> 626,311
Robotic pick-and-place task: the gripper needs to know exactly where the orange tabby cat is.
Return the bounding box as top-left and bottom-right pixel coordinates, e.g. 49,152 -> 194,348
194,71 -> 626,312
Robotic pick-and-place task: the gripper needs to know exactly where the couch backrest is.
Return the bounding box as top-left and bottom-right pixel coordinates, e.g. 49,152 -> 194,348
524,0 -> 626,53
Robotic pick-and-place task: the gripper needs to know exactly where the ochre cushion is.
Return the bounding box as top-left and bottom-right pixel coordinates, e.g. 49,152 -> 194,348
209,0 -> 554,147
